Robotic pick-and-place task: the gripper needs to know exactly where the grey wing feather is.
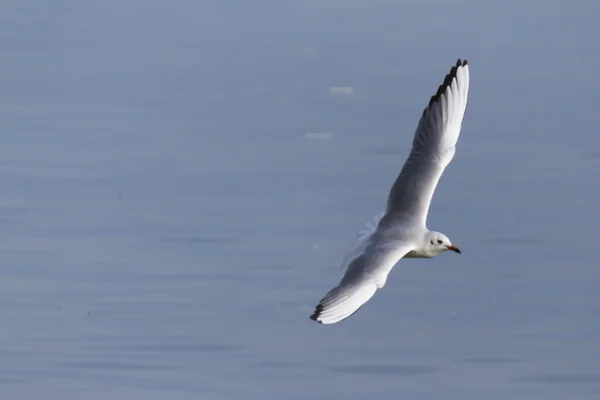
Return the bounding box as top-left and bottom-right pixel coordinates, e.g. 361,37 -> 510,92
386,59 -> 470,226
310,241 -> 414,324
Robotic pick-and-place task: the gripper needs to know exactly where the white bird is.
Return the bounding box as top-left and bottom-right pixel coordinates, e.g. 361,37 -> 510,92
310,59 -> 470,325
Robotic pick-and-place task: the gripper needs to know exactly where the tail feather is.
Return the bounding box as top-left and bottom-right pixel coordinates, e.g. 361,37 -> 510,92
340,212 -> 384,276
310,282 -> 378,324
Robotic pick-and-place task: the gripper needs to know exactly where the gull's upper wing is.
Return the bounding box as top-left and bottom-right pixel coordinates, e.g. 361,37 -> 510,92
310,239 -> 415,324
386,59 -> 470,226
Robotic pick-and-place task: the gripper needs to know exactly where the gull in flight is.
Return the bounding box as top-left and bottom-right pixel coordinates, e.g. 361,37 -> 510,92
310,59 -> 470,325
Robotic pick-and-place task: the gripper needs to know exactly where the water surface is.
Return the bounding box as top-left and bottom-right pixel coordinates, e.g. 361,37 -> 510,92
1,1 -> 599,399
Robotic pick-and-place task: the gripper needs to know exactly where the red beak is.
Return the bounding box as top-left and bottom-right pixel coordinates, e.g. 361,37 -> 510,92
446,245 -> 461,254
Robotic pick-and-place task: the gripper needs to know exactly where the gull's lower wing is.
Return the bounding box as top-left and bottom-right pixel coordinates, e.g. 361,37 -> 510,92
386,59 -> 470,226
310,241 -> 414,324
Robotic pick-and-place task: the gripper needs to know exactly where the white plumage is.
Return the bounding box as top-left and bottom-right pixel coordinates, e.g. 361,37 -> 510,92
311,59 -> 470,325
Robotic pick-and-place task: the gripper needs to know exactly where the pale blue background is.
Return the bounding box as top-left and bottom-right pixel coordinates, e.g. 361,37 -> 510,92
1,1 -> 599,399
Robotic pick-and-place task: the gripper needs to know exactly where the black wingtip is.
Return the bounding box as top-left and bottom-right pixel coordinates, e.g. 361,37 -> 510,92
422,58 -> 468,116
309,303 -> 365,324
310,304 -> 323,323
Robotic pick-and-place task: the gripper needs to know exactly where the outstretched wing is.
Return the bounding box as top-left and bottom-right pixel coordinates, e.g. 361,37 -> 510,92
386,59 -> 470,226
310,241 -> 414,324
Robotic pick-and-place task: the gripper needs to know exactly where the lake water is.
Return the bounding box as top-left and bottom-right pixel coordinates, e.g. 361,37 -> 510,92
1,1 -> 599,399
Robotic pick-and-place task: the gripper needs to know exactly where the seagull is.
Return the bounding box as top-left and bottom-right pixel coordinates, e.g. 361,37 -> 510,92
310,59 -> 470,325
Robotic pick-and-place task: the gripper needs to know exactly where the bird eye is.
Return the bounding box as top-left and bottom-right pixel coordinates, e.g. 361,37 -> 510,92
437,240 -> 443,244
430,240 -> 434,245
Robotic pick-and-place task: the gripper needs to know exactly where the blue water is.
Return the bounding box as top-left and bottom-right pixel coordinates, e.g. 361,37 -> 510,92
1,1 -> 599,399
